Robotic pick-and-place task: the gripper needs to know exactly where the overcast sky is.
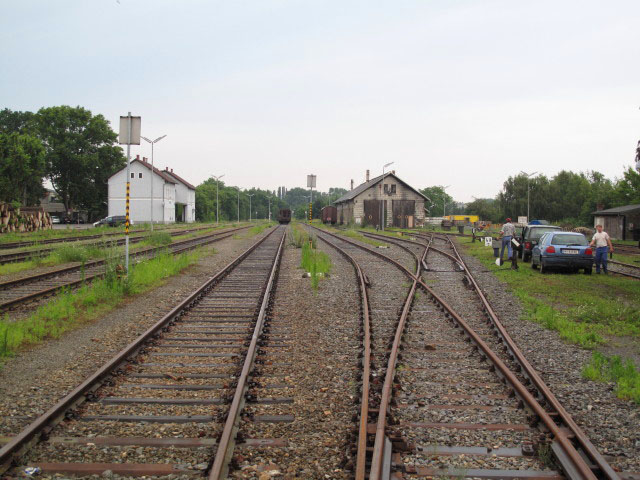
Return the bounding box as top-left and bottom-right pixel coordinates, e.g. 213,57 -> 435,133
2,1 -> 639,201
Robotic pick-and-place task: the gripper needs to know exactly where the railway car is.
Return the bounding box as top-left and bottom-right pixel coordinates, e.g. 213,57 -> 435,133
321,205 -> 337,224
277,208 -> 292,224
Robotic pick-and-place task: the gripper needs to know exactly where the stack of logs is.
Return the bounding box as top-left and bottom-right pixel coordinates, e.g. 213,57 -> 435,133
0,204 -> 53,233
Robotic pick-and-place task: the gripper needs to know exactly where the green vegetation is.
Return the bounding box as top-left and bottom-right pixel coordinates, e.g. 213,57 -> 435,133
0,249 -> 200,361
290,224 -> 331,290
141,231 -> 172,247
462,238 -> 640,404
583,352 -> 640,404
462,239 -> 640,349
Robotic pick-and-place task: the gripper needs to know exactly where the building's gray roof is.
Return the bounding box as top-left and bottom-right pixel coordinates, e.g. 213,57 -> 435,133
164,168 -> 196,190
592,204 -> 640,215
334,173 -> 430,204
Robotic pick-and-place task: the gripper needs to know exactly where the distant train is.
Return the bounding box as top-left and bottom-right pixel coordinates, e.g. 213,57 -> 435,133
277,208 -> 292,224
321,205 -> 337,224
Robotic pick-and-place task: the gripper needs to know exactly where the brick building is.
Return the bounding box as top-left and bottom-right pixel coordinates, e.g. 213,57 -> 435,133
334,170 -> 429,228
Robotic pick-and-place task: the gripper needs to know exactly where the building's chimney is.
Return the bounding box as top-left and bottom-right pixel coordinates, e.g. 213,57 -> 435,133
391,170 -> 395,175
366,170 -> 370,182
171,168 -> 173,173
136,154 -> 140,160
350,179 -> 354,190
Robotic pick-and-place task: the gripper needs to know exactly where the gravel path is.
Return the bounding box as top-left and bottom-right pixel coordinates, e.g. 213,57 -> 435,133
0,228 -> 272,440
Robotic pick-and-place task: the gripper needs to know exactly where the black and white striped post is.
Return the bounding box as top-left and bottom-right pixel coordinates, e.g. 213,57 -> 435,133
119,113 -> 141,275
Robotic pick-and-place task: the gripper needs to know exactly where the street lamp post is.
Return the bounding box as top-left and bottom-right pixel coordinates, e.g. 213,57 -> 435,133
442,185 -> 451,217
236,187 -> 240,222
520,171 -> 538,222
380,162 -> 394,230
211,174 -> 225,225
268,195 -> 272,222
140,134 -> 167,231
247,194 -> 255,222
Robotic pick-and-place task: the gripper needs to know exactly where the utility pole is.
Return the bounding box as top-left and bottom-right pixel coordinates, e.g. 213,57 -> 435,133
236,187 -> 240,222
211,174 -> 225,225
307,174 -> 316,223
118,113 -> 141,275
520,171 -> 538,222
247,194 -> 255,222
141,134 -> 167,231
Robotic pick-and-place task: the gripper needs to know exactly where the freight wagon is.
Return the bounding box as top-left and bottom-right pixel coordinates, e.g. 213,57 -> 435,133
321,205 -> 337,224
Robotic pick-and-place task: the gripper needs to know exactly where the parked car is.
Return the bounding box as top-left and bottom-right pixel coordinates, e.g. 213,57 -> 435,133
93,215 -> 129,227
518,224 -> 562,261
531,231 -> 593,274
51,216 -> 61,224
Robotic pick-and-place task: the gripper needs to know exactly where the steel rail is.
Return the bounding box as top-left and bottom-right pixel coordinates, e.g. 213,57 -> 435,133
208,227 -> 286,479
439,234 -> 620,480
369,242 -> 428,479
0,225 -> 216,265
0,225 -> 279,475
0,224 -> 222,250
310,229 -> 373,480
0,226 -> 250,312
310,226 -> 600,480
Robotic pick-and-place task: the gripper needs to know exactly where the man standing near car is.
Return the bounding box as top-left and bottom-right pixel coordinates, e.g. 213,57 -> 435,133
498,218 -> 516,264
589,224 -> 614,274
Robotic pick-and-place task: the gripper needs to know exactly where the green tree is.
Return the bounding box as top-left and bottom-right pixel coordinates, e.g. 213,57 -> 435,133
36,106 -> 125,219
613,167 -> 640,206
465,197 -> 501,222
0,132 -> 46,205
419,186 -> 452,217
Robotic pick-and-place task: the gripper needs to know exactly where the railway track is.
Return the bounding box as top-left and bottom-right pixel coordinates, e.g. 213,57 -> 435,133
313,226 -> 624,480
404,230 -> 640,280
0,226 -> 250,313
0,225 -> 216,265
0,224 -> 216,251
0,224 -> 286,478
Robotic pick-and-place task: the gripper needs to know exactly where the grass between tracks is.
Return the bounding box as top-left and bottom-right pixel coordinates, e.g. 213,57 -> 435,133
0,248 -> 203,362
461,238 -> 640,403
290,223 -> 331,291
582,353 -> 640,403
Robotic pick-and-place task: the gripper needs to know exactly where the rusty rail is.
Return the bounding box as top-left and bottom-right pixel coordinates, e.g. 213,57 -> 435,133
311,229 -> 373,480
0,226 -> 279,474
310,226 -> 606,480
0,226 -> 250,312
439,234 -> 620,480
208,227 -> 286,479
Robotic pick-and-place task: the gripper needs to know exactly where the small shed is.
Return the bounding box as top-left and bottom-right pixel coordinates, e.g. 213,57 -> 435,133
592,204 -> 640,240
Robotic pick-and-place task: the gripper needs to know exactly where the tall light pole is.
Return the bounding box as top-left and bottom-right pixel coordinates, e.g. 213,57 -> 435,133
247,194 -> 255,222
140,135 -> 166,232
380,162 -> 394,230
211,174 -> 225,225
268,195 -> 272,222
520,171 -> 538,222
442,185 -> 451,217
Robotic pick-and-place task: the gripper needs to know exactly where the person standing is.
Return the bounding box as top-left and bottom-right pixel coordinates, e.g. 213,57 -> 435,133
498,218 -> 516,264
589,224 -> 614,274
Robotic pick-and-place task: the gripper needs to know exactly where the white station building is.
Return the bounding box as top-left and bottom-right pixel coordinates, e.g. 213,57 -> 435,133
108,155 -> 196,224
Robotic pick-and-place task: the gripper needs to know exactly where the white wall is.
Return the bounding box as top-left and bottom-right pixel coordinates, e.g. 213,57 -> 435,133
172,181 -> 195,223
108,162 -> 174,224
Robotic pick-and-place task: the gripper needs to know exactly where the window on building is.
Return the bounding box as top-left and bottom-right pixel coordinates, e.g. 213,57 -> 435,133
130,172 -> 134,179
138,172 -> 143,178
384,184 -> 396,194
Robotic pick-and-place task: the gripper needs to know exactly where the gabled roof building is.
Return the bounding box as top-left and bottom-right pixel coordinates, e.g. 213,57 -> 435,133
334,170 -> 430,228
592,204 -> 640,241
107,155 -> 195,224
